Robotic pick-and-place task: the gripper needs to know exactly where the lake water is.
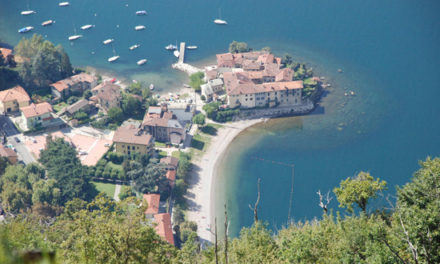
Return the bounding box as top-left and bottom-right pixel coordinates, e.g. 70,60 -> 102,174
1,0 -> 439,237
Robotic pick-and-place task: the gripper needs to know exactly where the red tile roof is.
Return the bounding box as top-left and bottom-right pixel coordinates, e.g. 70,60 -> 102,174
154,213 -> 174,245
143,194 -> 160,215
227,81 -> 303,96
20,102 -> 53,118
0,48 -> 13,59
0,85 -> 30,103
166,170 -> 176,187
160,156 -> 179,169
92,82 -> 121,101
113,125 -> 153,146
50,73 -> 97,92
0,144 -> 17,159
275,68 -> 294,82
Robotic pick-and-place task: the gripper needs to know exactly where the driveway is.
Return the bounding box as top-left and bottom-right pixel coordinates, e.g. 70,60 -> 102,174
1,115 -> 36,164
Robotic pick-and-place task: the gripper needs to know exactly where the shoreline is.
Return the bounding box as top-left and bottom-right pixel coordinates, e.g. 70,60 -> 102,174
186,118 -> 265,243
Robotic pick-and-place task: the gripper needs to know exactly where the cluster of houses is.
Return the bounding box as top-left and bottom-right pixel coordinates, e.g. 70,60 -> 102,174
202,51 -> 308,109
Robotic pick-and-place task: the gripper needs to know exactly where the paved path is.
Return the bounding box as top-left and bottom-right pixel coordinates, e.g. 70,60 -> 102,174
114,184 -> 121,201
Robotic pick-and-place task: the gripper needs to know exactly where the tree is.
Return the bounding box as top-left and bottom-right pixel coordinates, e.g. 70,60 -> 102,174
107,107 -> 124,123
261,47 -> 271,53
118,186 -> 135,201
334,172 -> 387,213
192,113 -> 206,126
83,90 -> 92,99
281,53 -> 293,66
121,94 -> 142,117
189,72 -> 205,92
229,41 -> 252,53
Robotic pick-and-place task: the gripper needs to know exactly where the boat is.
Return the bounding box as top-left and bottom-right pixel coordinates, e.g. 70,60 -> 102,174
136,10 -> 147,15
21,10 -> 36,15
18,26 -> 34,33
135,25 -> 146,31
68,35 -> 82,41
81,24 -> 94,30
137,59 -> 147,65
173,50 -> 180,58
183,84 -> 190,88
103,39 -> 114,45
187,45 -> 198,50
149,84 -> 154,90
214,19 -> 227,25
41,20 -> 54,27
59,2 -> 70,7
165,44 -> 177,50
129,44 -> 140,50
108,56 -> 120,62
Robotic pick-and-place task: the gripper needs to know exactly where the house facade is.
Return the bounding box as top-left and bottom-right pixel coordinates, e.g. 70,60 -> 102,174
112,125 -> 154,155
0,144 -> 18,164
50,73 -> 97,99
20,102 -> 54,130
90,82 -> 122,112
0,85 -> 31,113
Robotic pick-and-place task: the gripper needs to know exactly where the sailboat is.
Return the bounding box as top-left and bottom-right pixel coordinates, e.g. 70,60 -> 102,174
108,45 -> 119,62
68,25 -> 82,41
21,10 -> 36,15
137,59 -> 147,65
81,24 -> 95,30
214,9 -> 227,25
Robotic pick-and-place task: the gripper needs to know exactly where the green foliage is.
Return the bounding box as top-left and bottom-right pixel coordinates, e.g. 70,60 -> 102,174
106,152 -> 124,164
334,172 -> 387,213
176,152 -> 191,182
127,161 -> 169,198
66,96 -> 79,105
91,181 -> 116,198
202,102 -> 239,122
118,185 -> 135,201
121,94 -> 143,118
107,107 -> 124,124
189,72 -> 205,92
83,90 -> 92,99
202,101 -> 221,119
229,41 -> 252,53
73,110 -> 88,121
39,137 -> 97,204
282,53 -> 293,65
192,113 -> 205,126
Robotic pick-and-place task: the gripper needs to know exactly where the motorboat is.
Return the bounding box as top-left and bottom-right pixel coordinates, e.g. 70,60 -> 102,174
21,10 -> 36,15
68,35 -> 82,41
103,39 -> 114,45
42,20 -> 54,27
136,10 -> 147,15
165,44 -> 177,50
149,84 -> 154,90
108,55 -> 120,62
173,50 -> 180,58
59,2 -> 70,7
214,19 -> 227,25
187,45 -> 198,50
135,25 -> 146,31
81,24 -> 94,30
137,59 -> 147,65
129,44 -> 140,50
18,26 -> 34,33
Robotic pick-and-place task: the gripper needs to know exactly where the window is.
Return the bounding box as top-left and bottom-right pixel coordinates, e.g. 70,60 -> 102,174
122,145 -> 125,148
132,146 -> 135,150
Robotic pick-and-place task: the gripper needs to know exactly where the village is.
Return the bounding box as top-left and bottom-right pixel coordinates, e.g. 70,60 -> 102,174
0,44 -> 322,246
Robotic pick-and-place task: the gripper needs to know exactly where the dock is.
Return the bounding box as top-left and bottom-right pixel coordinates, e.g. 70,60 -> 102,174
178,42 -> 185,63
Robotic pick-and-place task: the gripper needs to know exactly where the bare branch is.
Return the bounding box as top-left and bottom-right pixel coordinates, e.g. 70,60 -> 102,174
248,178 -> 261,223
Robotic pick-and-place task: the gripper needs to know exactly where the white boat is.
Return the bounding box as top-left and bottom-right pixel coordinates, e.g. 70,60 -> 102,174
42,20 -> 54,27
21,10 -> 36,15
81,24 -> 94,30
137,59 -> 147,65
103,39 -> 114,45
187,45 -> 198,50
173,50 -> 180,58
214,19 -> 227,25
18,26 -> 34,33
135,25 -> 146,31
68,35 -> 82,41
108,55 -> 120,62
149,84 -> 154,90
165,44 -> 177,50
136,10 -> 147,15
59,2 -> 70,7
129,44 -> 140,50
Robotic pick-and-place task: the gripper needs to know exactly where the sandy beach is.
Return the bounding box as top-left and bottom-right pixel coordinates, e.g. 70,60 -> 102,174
185,119 -> 264,243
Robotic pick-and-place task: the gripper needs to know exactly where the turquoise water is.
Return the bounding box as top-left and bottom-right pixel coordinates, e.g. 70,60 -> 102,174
1,0 -> 440,237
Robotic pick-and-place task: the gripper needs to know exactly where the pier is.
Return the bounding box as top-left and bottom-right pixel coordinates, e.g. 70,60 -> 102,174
172,42 -> 203,75
179,42 -> 185,63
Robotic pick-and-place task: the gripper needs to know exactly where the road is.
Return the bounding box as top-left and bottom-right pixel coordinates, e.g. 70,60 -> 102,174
0,115 -> 36,164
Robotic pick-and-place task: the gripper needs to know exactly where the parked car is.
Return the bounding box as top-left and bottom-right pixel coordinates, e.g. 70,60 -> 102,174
14,137 -> 20,143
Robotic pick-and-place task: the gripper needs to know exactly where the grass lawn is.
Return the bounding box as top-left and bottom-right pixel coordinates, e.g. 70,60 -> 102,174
92,181 -> 116,198
53,102 -> 68,113
171,151 -> 180,159
158,150 -> 168,159
106,161 -> 123,172
155,142 -> 167,148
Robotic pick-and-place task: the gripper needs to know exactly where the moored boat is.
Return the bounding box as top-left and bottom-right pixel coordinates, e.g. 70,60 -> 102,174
135,25 -> 146,31
136,10 -> 147,15
18,26 -> 34,33
137,59 -> 147,65
165,44 -> 177,50
42,20 -> 54,27
108,55 -> 120,62
214,19 -> 227,25
129,44 -> 140,50
68,35 -> 82,41
21,10 -> 36,16
173,50 -> 180,58
59,2 -> 70,7
103,39 -> 114,45
149,84 -> 154,90
81,24 -> 94,30
187,45 -> 198,50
